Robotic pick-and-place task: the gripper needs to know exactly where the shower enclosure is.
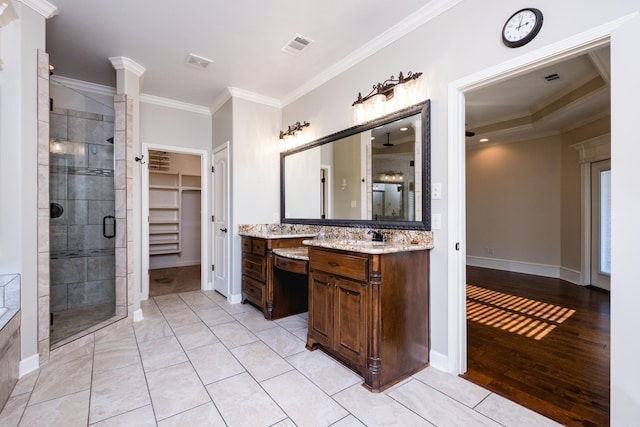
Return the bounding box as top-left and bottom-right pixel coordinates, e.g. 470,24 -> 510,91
49,84 -> 116,344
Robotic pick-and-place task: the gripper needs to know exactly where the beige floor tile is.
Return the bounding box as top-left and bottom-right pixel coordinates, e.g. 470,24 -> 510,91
133,318 -> 173,343
19,389 -> 90,427
474,393 -> 563,427
89,363 -> 151,424
286,349 -> 362,395
209,322 -> 259,348
231,341 -> 293,382
138,336 -> 187,372
202,290 -> 228,304
330,415 -> 367,427
388,379 -> 501,427
10,371 -> 38,397
156,402 -> 225,427
89,405 -> 156,426
207,372 -> 286,427
0,392 -> 30,426
271,419 -> 297,427
172,322 -> 220,350
412,366 -> 490,408
93,336 -> 140,373
29,354 -> 93,405
94,323 -> 136,345
334,383 -> 432,427
195,308 -> 235,326
291,326 -> 308,342
162,308 -> 201,328
256,326 -> 306,357
186,342 -> 245,385
275,315 -> 307,332
262,370 -> 348,427
145,361 -> 210,421
233,310 -> 279,332
217,300 -> 256,315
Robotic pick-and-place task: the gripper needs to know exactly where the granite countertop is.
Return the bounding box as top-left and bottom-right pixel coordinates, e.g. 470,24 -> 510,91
303,238 -> 432,254
272,247 -> 309,261
238,224 -> 319,239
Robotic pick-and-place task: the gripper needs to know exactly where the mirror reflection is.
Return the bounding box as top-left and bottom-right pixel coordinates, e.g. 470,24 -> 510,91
281,101 -> 430,230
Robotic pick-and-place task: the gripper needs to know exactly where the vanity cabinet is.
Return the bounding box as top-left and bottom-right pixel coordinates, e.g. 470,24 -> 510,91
306,246 -> 430,392
241,236 -> 307,319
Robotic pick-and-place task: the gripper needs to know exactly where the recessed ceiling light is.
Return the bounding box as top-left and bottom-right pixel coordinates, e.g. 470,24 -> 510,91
479,138 -> 489,142
400,127 -> 409,131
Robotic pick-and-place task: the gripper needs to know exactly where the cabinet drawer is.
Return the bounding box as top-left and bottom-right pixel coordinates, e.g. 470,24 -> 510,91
309,249 -> 368,282
242,254 -> 266,281
252,239 -> 266,256
241,237 -> 252,253
274,255 -> 308,275
242,275 -> 263,303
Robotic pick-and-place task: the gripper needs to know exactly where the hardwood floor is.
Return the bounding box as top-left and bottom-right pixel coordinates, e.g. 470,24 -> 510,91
464,266 -> 610,426
149,265 -> 201,297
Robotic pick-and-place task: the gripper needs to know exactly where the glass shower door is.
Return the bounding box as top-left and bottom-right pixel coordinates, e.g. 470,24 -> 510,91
49,85 -> 116,344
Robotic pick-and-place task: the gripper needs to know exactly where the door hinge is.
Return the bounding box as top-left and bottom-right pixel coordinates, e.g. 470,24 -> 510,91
211,166 -> 215,173
212,264 -> 215,271
212,215 -> 215,222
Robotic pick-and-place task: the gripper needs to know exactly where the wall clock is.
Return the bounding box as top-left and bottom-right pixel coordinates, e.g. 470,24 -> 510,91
502,8 -> 543,48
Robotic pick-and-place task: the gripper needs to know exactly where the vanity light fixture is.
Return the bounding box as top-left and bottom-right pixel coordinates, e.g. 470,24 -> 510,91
279,121 -> 310,140
352,71 -> 422,123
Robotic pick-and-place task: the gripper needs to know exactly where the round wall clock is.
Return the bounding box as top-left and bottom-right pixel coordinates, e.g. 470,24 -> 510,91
502,8 -> 543,48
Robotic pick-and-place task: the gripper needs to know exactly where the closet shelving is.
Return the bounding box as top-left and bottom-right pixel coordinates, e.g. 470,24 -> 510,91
149,171 -> 201,255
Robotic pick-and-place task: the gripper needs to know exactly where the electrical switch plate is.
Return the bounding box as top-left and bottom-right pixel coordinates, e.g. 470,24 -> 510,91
432,213 -> 442,230
432,183 -> 442,200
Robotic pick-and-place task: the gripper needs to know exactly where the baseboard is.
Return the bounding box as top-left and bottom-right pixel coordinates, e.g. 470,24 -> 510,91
202,281 -> 213,291
429,349 -> 448,372
228,293 -> 242,304
467,256 -> 581,284
19,354 -> 40,377
133,309 -> 144,322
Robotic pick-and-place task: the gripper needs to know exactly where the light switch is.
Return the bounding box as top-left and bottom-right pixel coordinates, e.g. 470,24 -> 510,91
432,213 -> 442,230
432,183 -> 442,200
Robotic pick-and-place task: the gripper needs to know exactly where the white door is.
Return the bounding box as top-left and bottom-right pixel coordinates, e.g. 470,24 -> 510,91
590,159 -> 611,290
213,145 -> 230,296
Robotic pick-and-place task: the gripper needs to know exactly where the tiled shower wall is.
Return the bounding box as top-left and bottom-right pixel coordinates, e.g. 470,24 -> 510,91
49,108 -> 116,312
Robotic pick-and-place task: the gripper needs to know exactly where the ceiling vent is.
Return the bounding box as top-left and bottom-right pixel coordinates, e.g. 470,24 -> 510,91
281,34 -> 314,56
544,73 -> 560,82
186,53 -> 214,70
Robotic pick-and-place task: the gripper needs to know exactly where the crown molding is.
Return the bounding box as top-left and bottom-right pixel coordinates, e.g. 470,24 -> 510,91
281,0 -> 462,106
50,75 -> 116,96
108,56 -> 146,77
210,89 -> 232,115
228,87 -> 281,108
18,0 -> 57,18
140,93 -> 211,115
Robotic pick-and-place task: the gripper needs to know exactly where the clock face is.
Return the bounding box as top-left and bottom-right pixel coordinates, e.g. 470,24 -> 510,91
502,8 -> 543,48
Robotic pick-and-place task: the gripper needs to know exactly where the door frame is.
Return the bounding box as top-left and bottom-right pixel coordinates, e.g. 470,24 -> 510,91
141,143 -> 210,301
446,17 -> 630,374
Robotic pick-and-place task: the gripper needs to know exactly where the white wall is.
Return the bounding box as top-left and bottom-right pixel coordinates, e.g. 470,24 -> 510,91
227,98 -> 281,300
0,2 -> 46,364
282,1 -> 640,422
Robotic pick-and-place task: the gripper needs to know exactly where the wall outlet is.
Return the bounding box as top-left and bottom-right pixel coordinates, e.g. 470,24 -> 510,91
484,247 -> 494,255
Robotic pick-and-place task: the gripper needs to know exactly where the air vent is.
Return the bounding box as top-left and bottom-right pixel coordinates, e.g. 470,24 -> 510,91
544,73 -> 560,82
281,34 -> 314,56
186,53 -> 214,70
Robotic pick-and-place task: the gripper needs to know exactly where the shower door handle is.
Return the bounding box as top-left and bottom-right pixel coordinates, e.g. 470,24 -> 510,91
103,215 -> 116,239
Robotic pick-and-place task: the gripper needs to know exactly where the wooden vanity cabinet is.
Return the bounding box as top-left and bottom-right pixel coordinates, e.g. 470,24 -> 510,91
241,236 -> 307,319
307,246 -> 430,392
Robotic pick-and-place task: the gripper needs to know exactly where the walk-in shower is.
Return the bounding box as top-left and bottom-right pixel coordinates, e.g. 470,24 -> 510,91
49,84 -> 116,344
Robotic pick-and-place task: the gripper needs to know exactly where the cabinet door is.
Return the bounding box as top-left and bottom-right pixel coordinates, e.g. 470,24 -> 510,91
334,277 -> 367,366
309,271 -> 333,347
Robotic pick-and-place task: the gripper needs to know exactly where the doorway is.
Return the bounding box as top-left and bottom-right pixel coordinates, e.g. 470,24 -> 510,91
142,144 -> 210,300
591,159 -> 611,290
212,143 -> 230,297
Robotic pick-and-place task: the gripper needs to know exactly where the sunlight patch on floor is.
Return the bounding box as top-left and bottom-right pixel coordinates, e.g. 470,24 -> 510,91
466,284 -> 576,340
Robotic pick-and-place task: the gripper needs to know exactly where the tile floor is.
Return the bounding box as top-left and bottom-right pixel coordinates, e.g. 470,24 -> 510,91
0,290 -> 562,427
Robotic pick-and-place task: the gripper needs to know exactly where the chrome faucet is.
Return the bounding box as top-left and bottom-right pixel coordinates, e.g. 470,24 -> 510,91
368,229 -> 386,242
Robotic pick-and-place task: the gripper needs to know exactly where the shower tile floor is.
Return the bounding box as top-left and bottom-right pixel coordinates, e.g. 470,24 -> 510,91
50,303 -> 115,346
2,291 -> 561,426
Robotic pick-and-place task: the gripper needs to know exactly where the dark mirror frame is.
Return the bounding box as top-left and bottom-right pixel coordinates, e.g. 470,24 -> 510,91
280,100 -> 430,230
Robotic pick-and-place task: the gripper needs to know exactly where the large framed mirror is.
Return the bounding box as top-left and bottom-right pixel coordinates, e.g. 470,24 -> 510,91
281,100 -> 430,230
